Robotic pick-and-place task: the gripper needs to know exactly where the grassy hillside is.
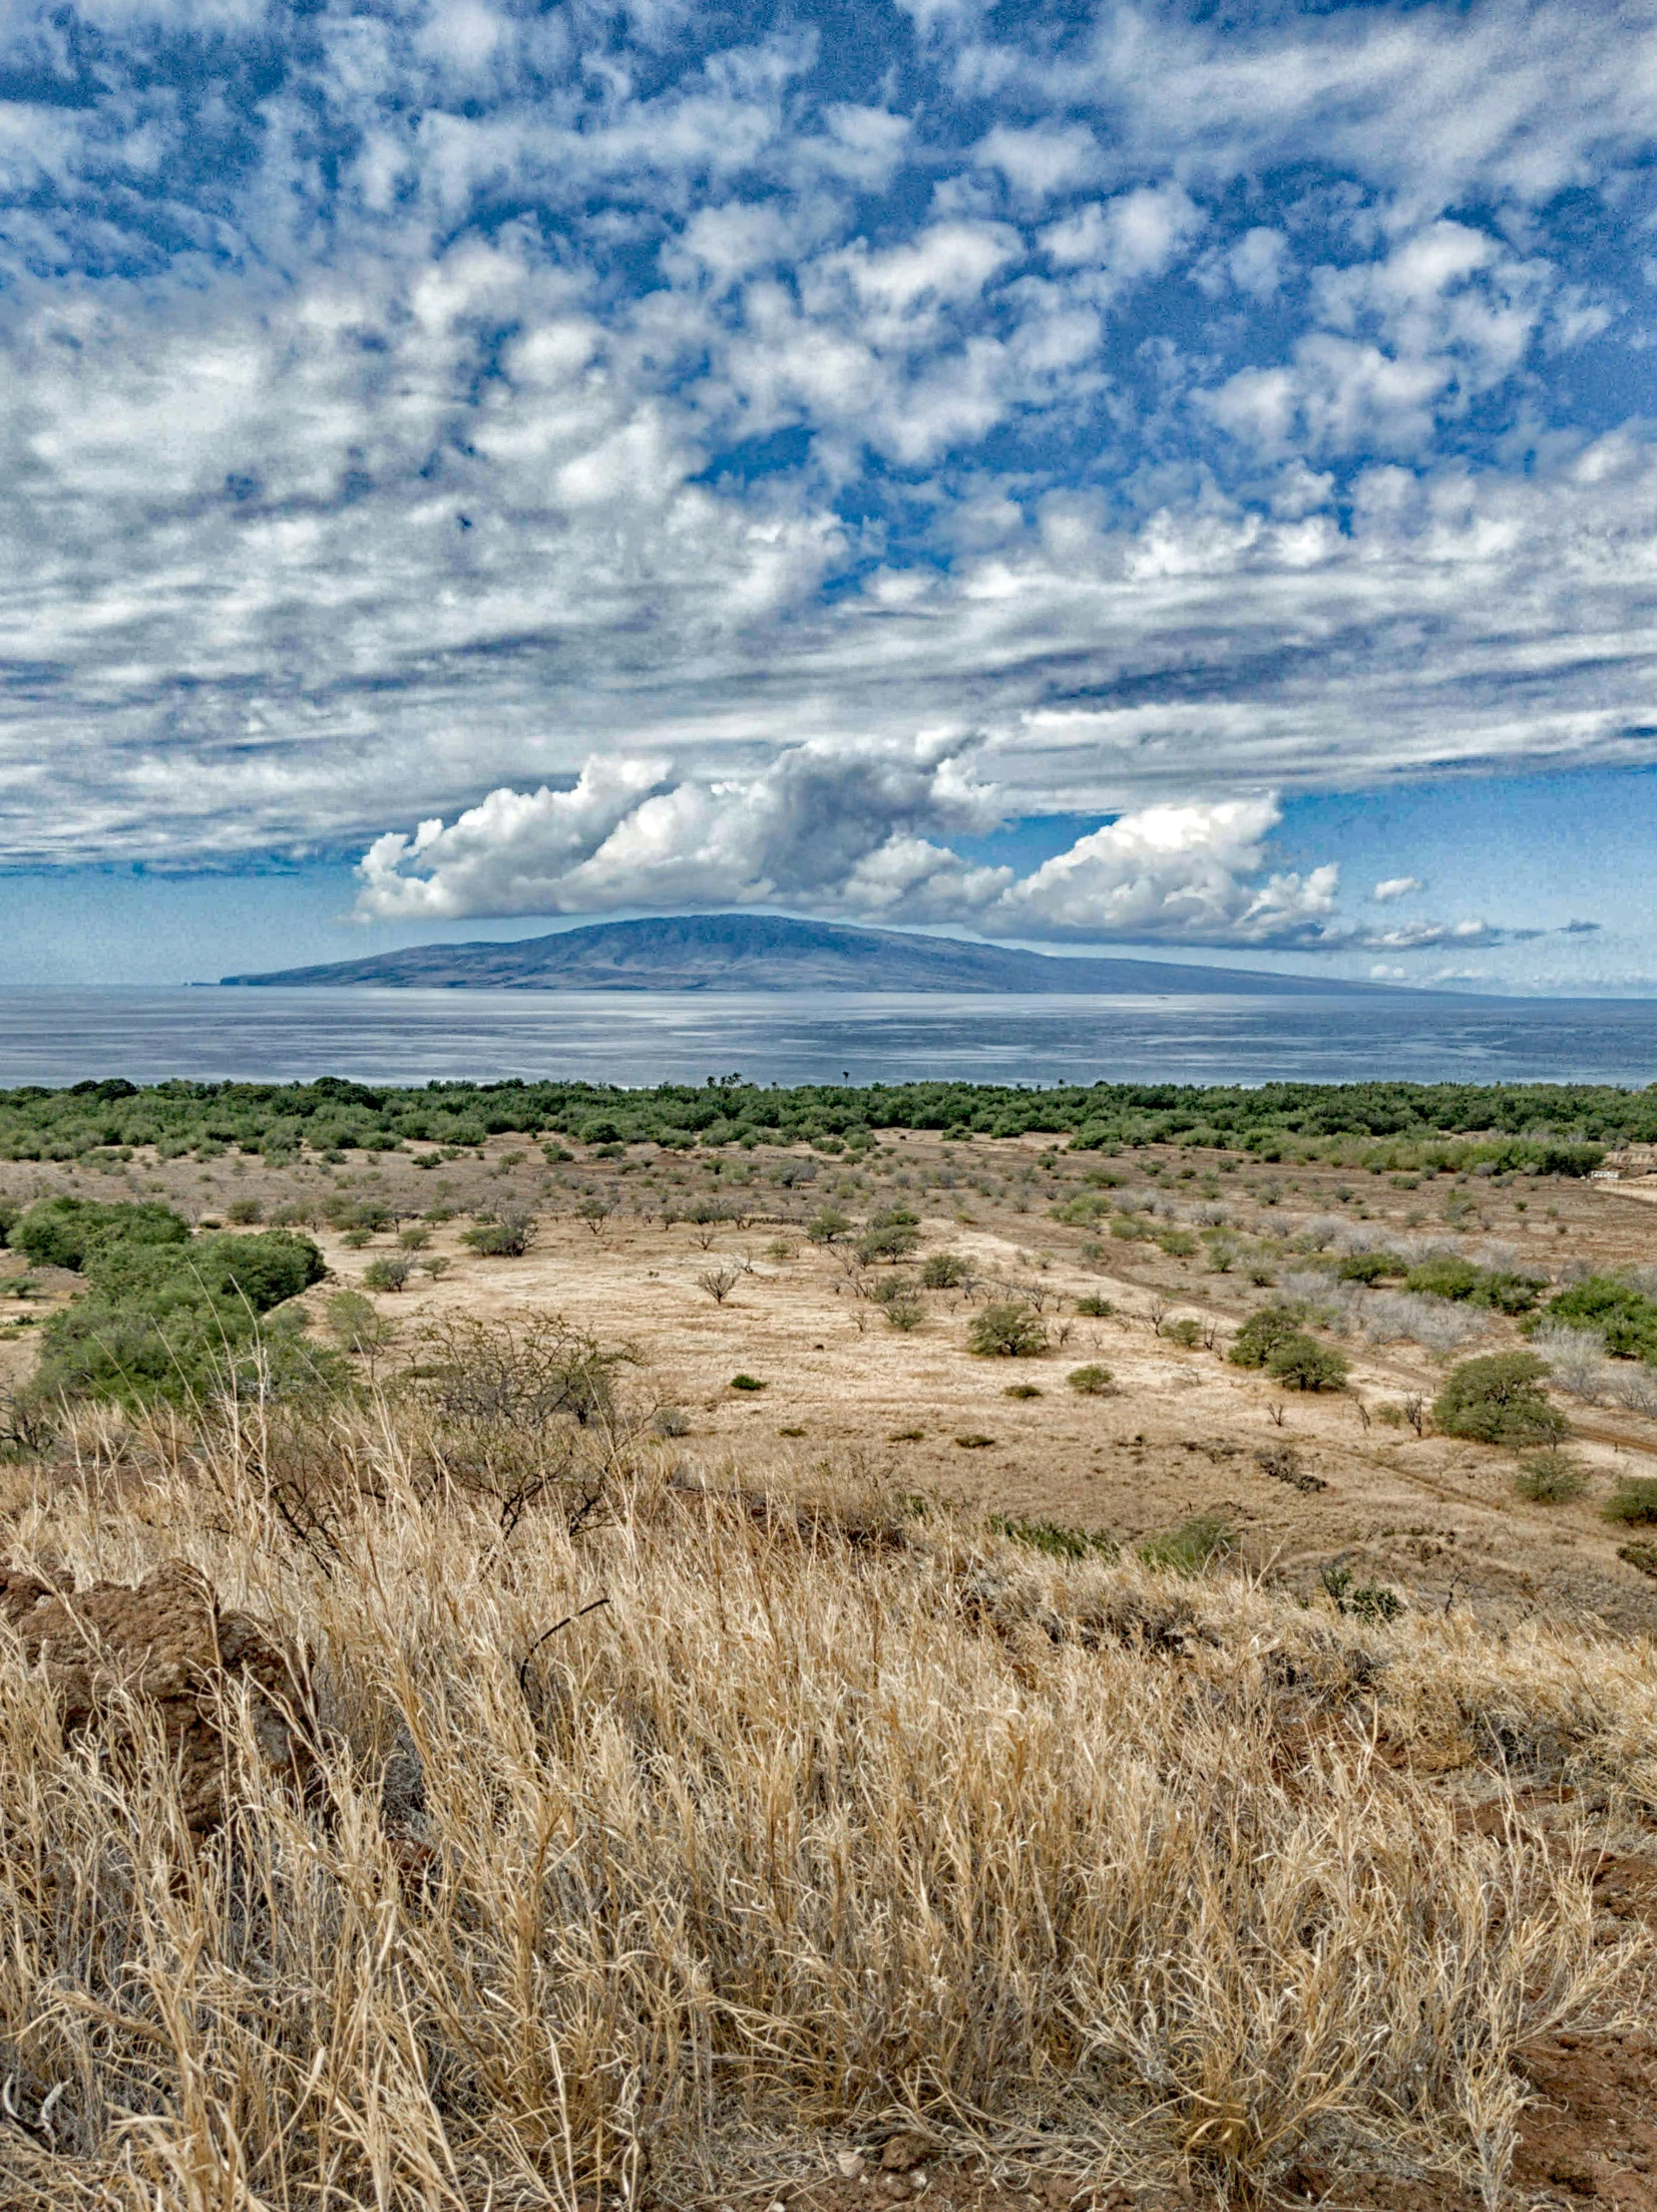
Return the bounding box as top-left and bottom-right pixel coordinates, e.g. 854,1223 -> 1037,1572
0,1377 -> 1649,2210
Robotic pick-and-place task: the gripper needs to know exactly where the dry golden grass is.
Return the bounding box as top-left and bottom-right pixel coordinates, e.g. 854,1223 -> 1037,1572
0,1366 -> 1651,2211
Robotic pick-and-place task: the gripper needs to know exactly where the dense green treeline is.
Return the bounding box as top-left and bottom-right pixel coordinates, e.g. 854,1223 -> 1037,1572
0,1072 -> 1650,1170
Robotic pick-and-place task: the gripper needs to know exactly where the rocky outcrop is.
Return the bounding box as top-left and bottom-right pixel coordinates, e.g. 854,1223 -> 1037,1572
3,1558 -> 312,1830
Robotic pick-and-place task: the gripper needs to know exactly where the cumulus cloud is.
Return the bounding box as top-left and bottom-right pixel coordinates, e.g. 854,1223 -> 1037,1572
355,758 -> 1350,947
1373,877 -> 1424,901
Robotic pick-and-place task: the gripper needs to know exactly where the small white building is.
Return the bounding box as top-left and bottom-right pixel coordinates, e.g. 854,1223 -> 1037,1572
1595,1143 -> 1657,1183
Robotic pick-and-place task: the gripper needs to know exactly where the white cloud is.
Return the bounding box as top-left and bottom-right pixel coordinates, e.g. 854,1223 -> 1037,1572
1373,876 -> 1424,902
975,122 -> 1099,202
354,761 -> 1350,948
0,0 -> 1647,1010
954,0 -> 1657,216
1041,184 -> 1204,293
1229,227 -> 1289,300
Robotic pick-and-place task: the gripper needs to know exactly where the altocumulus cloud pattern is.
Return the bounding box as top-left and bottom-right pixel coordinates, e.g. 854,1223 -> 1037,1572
3,0 -> 1655,948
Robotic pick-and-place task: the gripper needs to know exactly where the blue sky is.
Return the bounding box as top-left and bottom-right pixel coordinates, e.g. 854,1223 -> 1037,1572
0,0 -> 1654,989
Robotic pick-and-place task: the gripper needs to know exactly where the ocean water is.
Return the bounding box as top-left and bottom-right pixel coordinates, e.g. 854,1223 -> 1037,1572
0,987 -> 1652,1089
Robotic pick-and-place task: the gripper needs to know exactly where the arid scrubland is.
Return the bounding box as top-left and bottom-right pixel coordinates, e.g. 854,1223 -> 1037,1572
0,1113 -> 1655,2209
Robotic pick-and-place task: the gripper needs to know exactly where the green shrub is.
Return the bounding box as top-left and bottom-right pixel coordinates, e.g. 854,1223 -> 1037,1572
326,1199 -> 393,1235
461,1203 -> 536,1258
14,1196 -> 190,1274
966,1301 -> 1047,1357
1265,1334 -> 1349,1392
1073,1293 -> 1113,1316
324,1290 -> 397,1354
1603,1477 -> 1657,1526
1162,1316 -> 1202,1348
362,1256 -> 413,1292
1542,1276 -> 1657,1362
1320,1566 -> 1403,1623
224,1197 -> 264,1226
29,1229 -> 327,1412
1434,1352 -> 1568,1448
1003,1381 -> 1042,1400
1228,1303 -> 1304,1369
1406,1256 -> 1543,1313
857,1221 -> 920,1265
1139,1515 -> 1233,1576
1336,1251 -> 1407,1284
1066,1363 -> 1115,1395
989,1514 -> 1117,1561
805,1208 -> 852,1245
883,1297 -> 926,1331
729,1373 -> 766,1392
1049,1193 -> 1111,1226
920,1252 -> 969,1289
1512,1449 -> 1587,1504
1405,1256 -> 1483,1301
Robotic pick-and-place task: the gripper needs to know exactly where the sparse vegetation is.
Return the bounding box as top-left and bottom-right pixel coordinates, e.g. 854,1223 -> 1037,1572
0,1080 -> 1652,2211
1320,1564 -> 1405,1624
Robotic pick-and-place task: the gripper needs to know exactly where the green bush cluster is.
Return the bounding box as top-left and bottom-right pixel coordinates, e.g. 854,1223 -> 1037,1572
1540,1277 -> 1657,1362
0,1072 -> 1643,1164
1403,1256 -> 1544,1313
27,1214 -> 328,1413
13,1195 -> 191,1273
1335,1251 -> 1407,1284
1433,1352 -> 1568,1448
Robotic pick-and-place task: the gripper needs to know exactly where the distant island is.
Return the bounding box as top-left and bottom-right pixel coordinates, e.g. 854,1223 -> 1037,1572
223,913 -> 1394,995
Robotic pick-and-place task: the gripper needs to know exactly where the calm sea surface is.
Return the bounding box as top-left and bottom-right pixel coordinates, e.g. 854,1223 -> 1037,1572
0,988 -> 1652,1088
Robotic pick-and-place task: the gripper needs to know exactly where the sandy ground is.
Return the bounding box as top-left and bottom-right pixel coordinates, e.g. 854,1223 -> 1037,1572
3,1128 -> 1656,1634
